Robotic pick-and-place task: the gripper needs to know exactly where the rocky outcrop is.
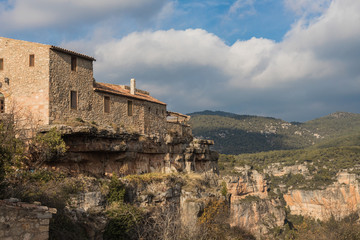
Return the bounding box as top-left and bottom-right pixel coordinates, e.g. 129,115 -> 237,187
230,199 -> 285,238
224,171 -> 286,238
264,163 -> 309,177
39,123 -> 218,177
284,172 -> 360,221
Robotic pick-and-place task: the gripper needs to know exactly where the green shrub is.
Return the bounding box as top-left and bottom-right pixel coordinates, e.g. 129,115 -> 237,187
220,181 -> 228,198
29,128 -> 67,166
0,120 -> 24,185
107,175 -> 126,204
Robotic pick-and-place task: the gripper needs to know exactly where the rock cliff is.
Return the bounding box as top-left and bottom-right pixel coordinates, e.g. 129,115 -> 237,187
284,172 -> 360,221
38,123 -> 218,177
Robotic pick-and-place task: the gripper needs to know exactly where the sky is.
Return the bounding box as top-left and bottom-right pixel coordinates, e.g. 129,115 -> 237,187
0,0 -> 359,122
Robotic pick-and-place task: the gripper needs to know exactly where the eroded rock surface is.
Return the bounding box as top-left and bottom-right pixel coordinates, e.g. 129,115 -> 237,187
39,123 -> 218,176
284,172 -> 360,220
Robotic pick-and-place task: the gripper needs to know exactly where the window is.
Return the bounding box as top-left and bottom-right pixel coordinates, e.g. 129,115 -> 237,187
0,93 -> 4,113
104,96 -> 110,113
71,56 -> 77,71
127,100 -> 133,116
29,54 -> 35,67
70,91 -> 77,110
0,58 -> 3,71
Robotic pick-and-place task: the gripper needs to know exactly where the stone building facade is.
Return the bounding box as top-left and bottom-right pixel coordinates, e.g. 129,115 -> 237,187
0,37 -> 167,135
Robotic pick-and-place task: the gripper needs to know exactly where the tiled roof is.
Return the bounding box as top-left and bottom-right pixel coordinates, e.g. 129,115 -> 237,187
167,111 -> 190,119
93,82 -> 166,105
50,46 -> 96,61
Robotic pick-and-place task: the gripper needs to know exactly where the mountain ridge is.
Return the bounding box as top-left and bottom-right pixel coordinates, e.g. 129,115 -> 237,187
188,110 -> 360,154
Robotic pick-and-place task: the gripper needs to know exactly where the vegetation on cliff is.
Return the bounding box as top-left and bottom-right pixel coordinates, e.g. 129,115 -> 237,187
274,213 -> 360,240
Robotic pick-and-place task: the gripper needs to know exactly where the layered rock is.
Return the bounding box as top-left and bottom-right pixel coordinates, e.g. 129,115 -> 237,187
39,123 -> 218,176
224,170 -> 286,238
284,172 -> 360,221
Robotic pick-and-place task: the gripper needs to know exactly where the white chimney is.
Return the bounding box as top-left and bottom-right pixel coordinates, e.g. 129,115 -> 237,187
130,78 -> 136,95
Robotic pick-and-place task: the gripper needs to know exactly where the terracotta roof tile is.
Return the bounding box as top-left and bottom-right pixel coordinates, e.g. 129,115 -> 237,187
93,82 -> 166,105
50,46 -> 96,61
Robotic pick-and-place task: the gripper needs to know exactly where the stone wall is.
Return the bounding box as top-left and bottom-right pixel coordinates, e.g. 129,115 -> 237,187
48,49 -> 167,135
0,37 -> 50,127
0,199 -> 55,240
0,37 -> 170,136
49,49 -> 94,124
143,101 -> 167,135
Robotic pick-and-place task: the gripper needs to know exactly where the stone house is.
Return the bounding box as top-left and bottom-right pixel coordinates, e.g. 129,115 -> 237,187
0,37 -> 168,135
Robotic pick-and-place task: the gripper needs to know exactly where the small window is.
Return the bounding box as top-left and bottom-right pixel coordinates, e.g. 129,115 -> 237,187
0,93 -> 4,113
127,100 -> 133,116
29,54 -> 35,67
70,91 -> 77,110
71,56 -> 77,71
156,109 -> 158,115
148,107 -> 151,112
0,58 -> 3,71
104,96 -> 110,113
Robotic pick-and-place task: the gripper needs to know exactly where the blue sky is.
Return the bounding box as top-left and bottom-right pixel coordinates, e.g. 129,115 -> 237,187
0,0 -> 359,122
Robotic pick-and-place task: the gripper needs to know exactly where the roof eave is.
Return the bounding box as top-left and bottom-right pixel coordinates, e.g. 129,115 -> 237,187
50,46 -> 96,61
94,88 -> 167,106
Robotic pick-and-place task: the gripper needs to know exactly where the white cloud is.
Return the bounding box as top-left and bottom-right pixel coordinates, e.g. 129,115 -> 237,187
284,0 -> 331,16
0,0 -> 168,31
228,0 -> 256,17
58,0 -> 360,120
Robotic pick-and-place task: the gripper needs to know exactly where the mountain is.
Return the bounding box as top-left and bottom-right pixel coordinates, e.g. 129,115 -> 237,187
188,110 -> 360,154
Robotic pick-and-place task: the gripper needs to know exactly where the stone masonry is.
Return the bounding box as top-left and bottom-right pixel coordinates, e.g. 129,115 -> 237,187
0,198 -> 56,240
0,37 -> 167,135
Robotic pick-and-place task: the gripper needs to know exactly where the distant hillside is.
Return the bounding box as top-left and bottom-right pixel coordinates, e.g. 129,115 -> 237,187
302,112 -> 360,138
188,111 -> 360,154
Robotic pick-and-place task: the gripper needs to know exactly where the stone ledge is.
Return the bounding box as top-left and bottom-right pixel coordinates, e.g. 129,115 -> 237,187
0,199 -> 57,217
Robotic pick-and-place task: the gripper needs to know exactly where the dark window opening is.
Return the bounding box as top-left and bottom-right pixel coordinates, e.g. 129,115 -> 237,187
0,58 -> 3,71
148,107 -> 151,112
71,56 -> 77,71
104,96 -> 110,113
70,91 -> 77,110
128,100 -> 133,116
0,93 -> 4,113
29,54 -> 35,67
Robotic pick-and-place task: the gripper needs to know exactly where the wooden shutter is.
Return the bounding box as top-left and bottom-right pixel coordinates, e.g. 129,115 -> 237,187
104,96 -> 110,113
128,100 -> 133,116
29,54 -> 35,67
70,91 -> 77,110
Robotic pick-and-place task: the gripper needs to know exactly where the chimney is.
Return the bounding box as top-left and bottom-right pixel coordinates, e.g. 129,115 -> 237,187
130,78 -> 136,95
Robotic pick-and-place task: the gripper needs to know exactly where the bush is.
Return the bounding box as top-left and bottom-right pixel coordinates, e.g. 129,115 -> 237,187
29,127 -> 67,166
104,202 -> 144,240
107,175 -> 126,204
0,119 -> 24,186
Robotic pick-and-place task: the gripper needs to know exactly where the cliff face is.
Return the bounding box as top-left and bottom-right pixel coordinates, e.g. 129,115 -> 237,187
224,171 -> 286,238
50,168 -> 360,240
39,123 -> 218,176
284,172 -> 360,221
33,124 -> 360,239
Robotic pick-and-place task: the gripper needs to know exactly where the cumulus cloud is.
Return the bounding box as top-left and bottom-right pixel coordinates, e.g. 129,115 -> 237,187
61,0 -> 360,120
0,0 -> 168,31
